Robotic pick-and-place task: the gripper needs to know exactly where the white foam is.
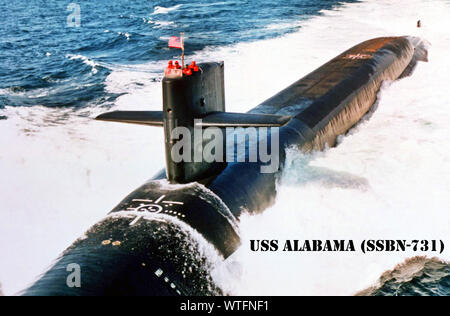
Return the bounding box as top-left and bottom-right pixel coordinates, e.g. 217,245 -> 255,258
0,106 -> 165,294
117,32 -> 131,40
216,0 -> 450,296
109,210 -> 225,266
151,5 -> 182,15
0,0 -> 449,295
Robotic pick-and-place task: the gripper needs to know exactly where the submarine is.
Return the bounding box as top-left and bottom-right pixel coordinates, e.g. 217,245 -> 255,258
23,36 -> 427,296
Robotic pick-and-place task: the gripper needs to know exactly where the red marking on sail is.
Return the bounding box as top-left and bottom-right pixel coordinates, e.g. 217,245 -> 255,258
168,36 -> 183,49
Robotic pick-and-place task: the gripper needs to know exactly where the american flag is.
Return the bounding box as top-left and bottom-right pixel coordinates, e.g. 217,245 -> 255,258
168,36 -> 183,49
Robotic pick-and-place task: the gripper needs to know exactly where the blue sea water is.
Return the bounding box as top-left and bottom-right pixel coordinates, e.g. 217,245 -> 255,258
0,0 -> 355,109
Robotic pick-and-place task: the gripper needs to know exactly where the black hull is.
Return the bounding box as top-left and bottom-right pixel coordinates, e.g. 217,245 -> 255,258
23,37 -> 426,296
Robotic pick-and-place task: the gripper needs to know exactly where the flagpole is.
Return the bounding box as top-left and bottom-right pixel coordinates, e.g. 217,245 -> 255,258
180,32 -> 185,68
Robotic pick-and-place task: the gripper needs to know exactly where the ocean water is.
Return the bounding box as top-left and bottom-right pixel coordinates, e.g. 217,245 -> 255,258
0,0 -> 449,295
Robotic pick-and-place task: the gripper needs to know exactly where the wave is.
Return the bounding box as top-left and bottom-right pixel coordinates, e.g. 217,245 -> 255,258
356,257 -> 450,296
154,20 -> 175,28
65,54 -> 100,74
151,4 -> 182,15
1,0 -> 449,295
199,0 -> 449,295
264,21 -> 302,31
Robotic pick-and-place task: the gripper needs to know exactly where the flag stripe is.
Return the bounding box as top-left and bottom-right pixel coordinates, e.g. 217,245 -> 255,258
168,36 -> 183,49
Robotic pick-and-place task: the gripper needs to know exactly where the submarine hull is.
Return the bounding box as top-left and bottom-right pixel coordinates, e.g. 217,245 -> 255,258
23,37 -> 426,296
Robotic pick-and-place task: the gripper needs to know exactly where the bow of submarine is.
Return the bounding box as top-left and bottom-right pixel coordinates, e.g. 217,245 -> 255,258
22,36 -> 426,296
